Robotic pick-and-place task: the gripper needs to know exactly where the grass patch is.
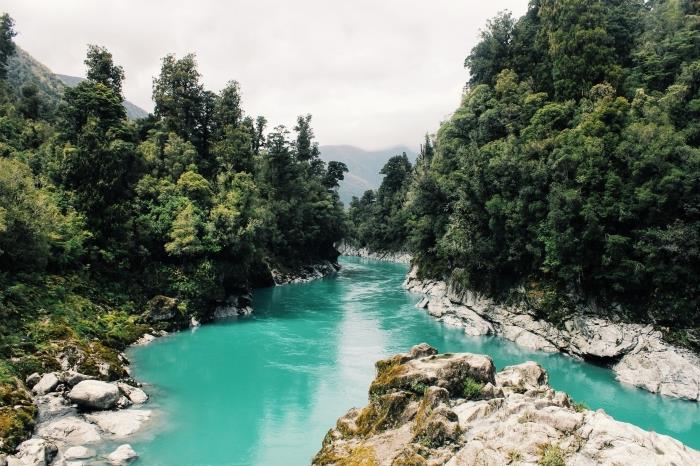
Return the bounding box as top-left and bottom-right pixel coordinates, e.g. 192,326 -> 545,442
539,443 -> 564,466
572,401 -> 588,413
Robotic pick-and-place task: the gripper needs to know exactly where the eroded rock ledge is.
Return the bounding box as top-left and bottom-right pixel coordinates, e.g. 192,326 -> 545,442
336,243 -> 412,264
403,268 -> 700,402
314,344 -> 700,466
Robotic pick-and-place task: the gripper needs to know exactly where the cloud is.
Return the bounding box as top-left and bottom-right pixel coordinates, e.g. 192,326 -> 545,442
5,0 -> 528,149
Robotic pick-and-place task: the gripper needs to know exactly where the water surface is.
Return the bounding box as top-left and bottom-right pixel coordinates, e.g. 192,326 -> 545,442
129,257 -> 700,465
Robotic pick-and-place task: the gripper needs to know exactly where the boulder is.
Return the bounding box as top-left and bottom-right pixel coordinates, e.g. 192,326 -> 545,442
106,445 -> 138,465
62,446 -> 94,461
614,348 -> 700,401
32,373 -> 59,396
36,417 -> 101,445
25,373 -> 41,389
116,383 -> 148,404
495,362 -> 549,392
6,439 -> 57,466
68,380 -> 120,410
84,410 -> 151,438
371,344 -> 495,397
59,372 -> 94,388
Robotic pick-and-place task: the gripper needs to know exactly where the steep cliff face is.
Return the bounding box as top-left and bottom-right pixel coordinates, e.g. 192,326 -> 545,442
314,344 -> 700,466
403,268 -> 700,402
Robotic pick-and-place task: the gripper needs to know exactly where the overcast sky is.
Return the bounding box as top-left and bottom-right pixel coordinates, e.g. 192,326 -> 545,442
5,0 -> 527,150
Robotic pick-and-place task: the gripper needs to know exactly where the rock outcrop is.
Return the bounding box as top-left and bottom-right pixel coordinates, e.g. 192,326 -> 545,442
271,260 -> 340,285
5,369 -> 148,466
404,268 -> 700,401
314,344 -> 700,466
336,242 -> 412,264
106,444 -> 138,465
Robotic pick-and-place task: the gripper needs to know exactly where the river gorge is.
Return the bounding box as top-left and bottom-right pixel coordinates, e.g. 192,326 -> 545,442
120,257 -> 700,465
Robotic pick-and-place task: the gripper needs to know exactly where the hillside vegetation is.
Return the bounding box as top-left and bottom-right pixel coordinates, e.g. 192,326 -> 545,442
6,46 -> 149,120
0,13 -> 348,451
318,145 -> 417,203
349,0 -> 700,339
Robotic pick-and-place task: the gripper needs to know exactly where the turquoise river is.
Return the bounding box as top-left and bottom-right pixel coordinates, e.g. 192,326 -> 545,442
127,257 -> 700,465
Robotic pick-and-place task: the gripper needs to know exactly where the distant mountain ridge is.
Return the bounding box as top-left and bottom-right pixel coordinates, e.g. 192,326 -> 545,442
7,46 -> 149,120
319,144 -> 418,204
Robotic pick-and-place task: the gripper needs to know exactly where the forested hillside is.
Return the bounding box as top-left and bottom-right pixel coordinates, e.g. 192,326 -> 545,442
0,13 -> 347,451
350,0 -> 700,337
318,145 -> 417,203
6,46 -> 149,120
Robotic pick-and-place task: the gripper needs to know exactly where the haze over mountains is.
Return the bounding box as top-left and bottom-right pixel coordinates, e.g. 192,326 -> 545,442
319,144 -> 418,204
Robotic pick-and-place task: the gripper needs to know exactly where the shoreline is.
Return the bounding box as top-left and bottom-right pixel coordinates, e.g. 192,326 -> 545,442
1,261 -> 339,466
402,266 -> 700,402
314,344 -> 700,465
336,243 -> 412,264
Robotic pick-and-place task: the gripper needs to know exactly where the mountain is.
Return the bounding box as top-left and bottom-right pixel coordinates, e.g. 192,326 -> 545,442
7,46 -> 149,120
319,144 -> 418,204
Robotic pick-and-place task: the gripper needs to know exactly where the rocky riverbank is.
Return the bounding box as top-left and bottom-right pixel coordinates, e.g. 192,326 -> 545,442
314,344 -> 700,466
336,243 -> 412,264
403,268 -> 700,402
270,260 -> 340,285
0,260 -> 339,465
1,370 -> 150,465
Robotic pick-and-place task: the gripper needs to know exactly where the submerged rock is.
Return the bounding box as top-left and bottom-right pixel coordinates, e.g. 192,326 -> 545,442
62,446 -> 94,461
314,344 -> 700,466
404,267 -> 700,401
116,383 -> 148,405
84,410 -> 151,438
106,444 -> 138,465
68,381 -> 120,410
36,417 -> 101,445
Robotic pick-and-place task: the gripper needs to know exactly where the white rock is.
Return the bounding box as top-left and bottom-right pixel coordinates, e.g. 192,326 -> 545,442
37,417 -> 101,445
134,333 -> 156,346
615,348 -> 700,401
32,373 -> 60,396
62,446 -> 94,461
35,393 -> 76,422
7,438 -> 57,466
84,410 -> 152,438
106,445 -> 138,465
68,380 -> 120,410
496,362 -> 549,392
404,271 -> 700,401
116,383 -> 148,404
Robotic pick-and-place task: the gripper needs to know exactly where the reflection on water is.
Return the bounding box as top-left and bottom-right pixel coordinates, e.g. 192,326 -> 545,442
128,257 -> 700,466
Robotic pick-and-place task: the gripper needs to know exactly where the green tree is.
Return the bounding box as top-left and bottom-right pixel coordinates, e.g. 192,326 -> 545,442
85,44 -> 125,97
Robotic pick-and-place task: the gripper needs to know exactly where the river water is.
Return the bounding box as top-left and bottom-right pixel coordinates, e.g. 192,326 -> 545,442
128,257 -> 700,465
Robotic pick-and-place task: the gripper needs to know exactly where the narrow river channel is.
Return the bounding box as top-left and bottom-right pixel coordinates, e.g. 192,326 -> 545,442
127,257 -> 700,465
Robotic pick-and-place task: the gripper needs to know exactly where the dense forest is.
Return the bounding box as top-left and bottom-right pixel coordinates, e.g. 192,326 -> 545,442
349,0 -> 699,338
0,13 -> 348,450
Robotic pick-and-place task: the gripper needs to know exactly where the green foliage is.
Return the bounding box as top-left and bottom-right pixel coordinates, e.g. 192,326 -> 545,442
348,152 -> 414,252
350,1 -> 700,331
0,12 -> 348,448
539,443 -> 565,466
0,13 -> 16,81
462,377 -> 483,400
